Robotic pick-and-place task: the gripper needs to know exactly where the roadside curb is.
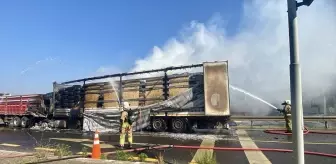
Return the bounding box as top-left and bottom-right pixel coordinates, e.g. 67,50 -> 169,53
0,149 -> 155,164
0,143 -> 20,147
72,158 -> 154,163
0,149 -> 34,158
76,150 -> 158,162
35,147 -> 56,152
130,156 -> 158,162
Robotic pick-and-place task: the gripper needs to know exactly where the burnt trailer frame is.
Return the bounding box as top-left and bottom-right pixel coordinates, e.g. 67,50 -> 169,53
149,61 -> 231,133
56,63 -> 203,111
53,61 -> 231,133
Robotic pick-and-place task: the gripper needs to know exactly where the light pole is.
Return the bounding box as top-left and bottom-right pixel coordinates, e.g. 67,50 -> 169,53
286,0 -> 314,164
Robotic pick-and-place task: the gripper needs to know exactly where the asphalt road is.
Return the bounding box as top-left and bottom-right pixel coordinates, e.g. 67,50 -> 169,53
0,127 -> 335,164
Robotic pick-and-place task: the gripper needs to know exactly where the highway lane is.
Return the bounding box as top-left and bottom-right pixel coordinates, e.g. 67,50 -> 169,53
0,127 -> 335,164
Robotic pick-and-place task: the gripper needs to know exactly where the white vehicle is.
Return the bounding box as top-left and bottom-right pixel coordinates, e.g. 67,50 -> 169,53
0,93 -> 11,97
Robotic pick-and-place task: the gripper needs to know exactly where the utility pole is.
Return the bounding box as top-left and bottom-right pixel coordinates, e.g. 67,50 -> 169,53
287,0 -> 314,163
323,95 -> 327,116
323,94 -> 329,129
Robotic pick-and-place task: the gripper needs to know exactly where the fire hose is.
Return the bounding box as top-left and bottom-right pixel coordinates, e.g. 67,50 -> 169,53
103,144 -> 336,159
168,127 -> 336,159
14,143 -> 336,164
264,108 -> 336,135
264,126 -> 336,135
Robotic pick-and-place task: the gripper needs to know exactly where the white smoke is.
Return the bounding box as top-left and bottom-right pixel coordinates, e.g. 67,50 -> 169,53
126,0 -> 336,115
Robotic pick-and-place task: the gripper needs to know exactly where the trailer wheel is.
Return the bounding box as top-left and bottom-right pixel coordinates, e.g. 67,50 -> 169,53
75,120 -> 82,129
171,118 -> 187,133
152,118 -> 167,132
21,117 -> 30,128
13,117 -> 21,127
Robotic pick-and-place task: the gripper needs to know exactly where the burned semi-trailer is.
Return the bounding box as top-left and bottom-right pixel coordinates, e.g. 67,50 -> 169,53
148,61 -> 231,133
0,61 -> 231,133
54,60 -> 231,133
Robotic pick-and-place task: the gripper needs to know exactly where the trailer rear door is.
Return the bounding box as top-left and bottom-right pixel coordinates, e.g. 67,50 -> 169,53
203,61 -> 230,116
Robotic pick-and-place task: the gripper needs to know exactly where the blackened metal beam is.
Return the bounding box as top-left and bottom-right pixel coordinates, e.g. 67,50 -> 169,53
163,71 -> 169,100
61,63 -> 203,84
119,75 -> 123,110
83,80 -> 86,112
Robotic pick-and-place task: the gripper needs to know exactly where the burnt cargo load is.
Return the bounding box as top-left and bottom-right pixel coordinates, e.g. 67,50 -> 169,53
149,61 -> 230,132
54,61 -> 231,133
0,94 -> 48,127
50,84 -> 85,129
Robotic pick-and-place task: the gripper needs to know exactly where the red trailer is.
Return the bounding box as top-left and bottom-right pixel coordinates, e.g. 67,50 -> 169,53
0,94 -> 47,127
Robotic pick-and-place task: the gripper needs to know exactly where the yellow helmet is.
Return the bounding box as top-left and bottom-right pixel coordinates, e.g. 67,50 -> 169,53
282,100 -> 291,105
123,102 -> 130,108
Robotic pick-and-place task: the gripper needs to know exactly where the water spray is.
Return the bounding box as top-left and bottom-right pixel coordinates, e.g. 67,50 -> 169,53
229,84 -> 278,110
20,57 -> 58,75
108,78 -> 121,108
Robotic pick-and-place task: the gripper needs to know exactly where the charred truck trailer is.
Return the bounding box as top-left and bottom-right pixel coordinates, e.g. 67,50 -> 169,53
149,61 -> 231,132
55,61 -> 231,133
0,61 -> 231,132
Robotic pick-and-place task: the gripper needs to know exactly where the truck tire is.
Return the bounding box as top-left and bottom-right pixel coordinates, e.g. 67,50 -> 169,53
13,117 -> 21,127
76,120 -> 82,129
58,120 -> 67,129
171,118 -> 187,133
68,103 -> 75,108
21,117 -> 30,128
152,118 -> 167,132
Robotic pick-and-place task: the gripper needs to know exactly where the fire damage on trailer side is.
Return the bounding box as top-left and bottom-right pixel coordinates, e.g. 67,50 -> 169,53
0,61 -> 231,133
52,61 -> 231,133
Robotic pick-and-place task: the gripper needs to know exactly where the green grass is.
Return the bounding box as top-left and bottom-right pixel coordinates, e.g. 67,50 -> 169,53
53,144 -> 73,158
156,151 -> 164,164
100,153 -> 107,160
80,147 -> 89,157
195,152 -> 217,164
138,153 -> 148,162
115,150 -> 132,161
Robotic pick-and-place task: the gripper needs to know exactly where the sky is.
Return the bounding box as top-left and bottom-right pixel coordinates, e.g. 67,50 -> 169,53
1,0 -> 336,115
0,0 -> 243,94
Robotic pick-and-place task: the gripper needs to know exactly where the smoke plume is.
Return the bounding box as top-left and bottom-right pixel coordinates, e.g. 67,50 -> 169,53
128,0 -> 336,115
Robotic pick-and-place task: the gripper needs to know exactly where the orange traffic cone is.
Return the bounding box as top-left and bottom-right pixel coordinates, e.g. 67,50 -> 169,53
91,130 -> 101,159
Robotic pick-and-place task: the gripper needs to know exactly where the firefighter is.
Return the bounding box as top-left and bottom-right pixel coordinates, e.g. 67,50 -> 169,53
278,100 -> 292,133
119,102 -> 133,149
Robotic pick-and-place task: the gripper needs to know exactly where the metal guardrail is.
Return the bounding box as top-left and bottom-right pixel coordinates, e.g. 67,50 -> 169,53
231,116 -> 336,121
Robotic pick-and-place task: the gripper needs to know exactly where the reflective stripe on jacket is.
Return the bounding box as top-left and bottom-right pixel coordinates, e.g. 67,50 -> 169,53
120,111 -> 128,122
284,105 -> 291,114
